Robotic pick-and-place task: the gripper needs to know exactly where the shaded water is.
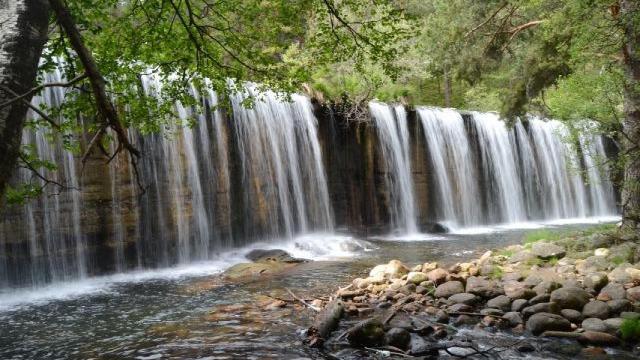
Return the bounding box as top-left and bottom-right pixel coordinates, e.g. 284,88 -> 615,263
0,221 -> 622,360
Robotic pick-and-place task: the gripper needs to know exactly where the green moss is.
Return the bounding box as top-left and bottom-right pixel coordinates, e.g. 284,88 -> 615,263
488,267 -> 504,280
546,257 -> 559,266
620,318 -> 640,341
611,256 -> 627,266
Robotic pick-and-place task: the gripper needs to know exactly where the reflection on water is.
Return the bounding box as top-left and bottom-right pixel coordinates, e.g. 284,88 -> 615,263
0,221 -> 621,359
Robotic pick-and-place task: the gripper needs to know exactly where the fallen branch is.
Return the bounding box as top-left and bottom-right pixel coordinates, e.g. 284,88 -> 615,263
285,287 -> 320,312
306,299 -> 344,347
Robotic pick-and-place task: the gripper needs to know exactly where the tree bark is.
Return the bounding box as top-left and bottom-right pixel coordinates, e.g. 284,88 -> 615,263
0,0 -> 50,201
620,0 -> 640,231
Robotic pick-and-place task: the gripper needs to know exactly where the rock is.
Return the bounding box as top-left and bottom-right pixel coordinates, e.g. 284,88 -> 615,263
542,341 -> 583,356
426,222 -> 449,233
481,308 -> 504,316
550,287 -> 591,310
582,300 -> 609,319
522,302 -> 560,318
504,281 -> 536,300
502,272 -> 524,282
578,331 -> 620,346
627,286 -> 640,301
434,281 -> 464,298
598,282 -> 627,301
626,267 -> 640,282
595,248 -> 610,256
384,328 -> 411,350
512,298 -> 528,312
409,334 -> 438,356
369,260 -> 410,280
531,242 -> 566,260
604,318 -> 624,332
435,309 -> 449,323
583,272 -> 609,292
529,294 -> 550,305
561,309 -> 582,323
533,281 -> 561,295
478,251 -> 493,265
406,272 -> 428,285
369,264 -> 388,279
487,295 -> 512,311
541,331 -> 583,339
576,256 -> 610,274
510,250 -> 535,263
453,314 -> 476,326
517,342 -> 536,352
621,311 -> 640,320
448,303 -> 473,312
526,313 -> 572,335
582,317 -> 608,332
502,312 -> 524,327
245,249 -> 302,263
426,268 -> 448,285
587,234 -> 614,249
448,264 -> 462,274
264,299 -> 287,310
608,264 -> 633,283
581,347 -> 607,357
346,318 -> 385,347
465,276 -> 503,298
607,299 -> 632,314
223,261 -> 293,280
448,293 -> 479,305
415,286 -> 429,295
422,262 -> 438,272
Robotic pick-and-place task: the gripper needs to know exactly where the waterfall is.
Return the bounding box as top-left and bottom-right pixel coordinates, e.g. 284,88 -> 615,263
417,107 -> 482,227
369,102 -> 418,234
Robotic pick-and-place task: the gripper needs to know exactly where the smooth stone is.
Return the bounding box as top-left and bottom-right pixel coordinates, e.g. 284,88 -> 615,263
522,302 -> 560,318
560,309 -> 583,323
583,272 -> 609,292
533,281 -> 561,295
435,309 -> 449,324
621,311 -> 640,320
526,312 -> 572,335
582,317 -> 608,332
434,281 -> 464,298
627,286 -> 640,301
531,242 -> 566,260
384,328 -> 411,350
607,299 -> 632,314
406,272 -> 429,285
511,299 -> 528,312
426,268 -> 448,285
453,314 -> 476,326
595,248 -> 610,256
487,295 -> 511,311
578,331 -> 620,346
502,311 -> 524,326
577,256 -> 610,274
529,294 -> 550,305
409,333 -> 438,356
598,282 -> 627,301
510,250 -> 535,263
415,286 -> 429,295
448,293 -> 479,305
480,308 -> 504,316
503,281 -> 535,300
245,249 -> 299,263
465,276 -> 503,298
422,262 -> 438,272
448,303 -> 473,312
550,287 -> 591,310
603,318 -> 624,332
582,300 -> 609,319
346,318 -> 385,347
608,264 -> 633,284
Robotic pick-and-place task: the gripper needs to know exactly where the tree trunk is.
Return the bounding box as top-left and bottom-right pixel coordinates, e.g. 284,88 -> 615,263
620,0 -> 640,231
0,1 -> 50,200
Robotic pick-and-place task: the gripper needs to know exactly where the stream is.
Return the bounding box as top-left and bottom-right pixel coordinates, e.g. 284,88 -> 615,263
0,220 -> 627,360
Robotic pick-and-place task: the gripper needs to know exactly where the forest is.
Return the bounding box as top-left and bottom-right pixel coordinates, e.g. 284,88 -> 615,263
0,1 -> 639,359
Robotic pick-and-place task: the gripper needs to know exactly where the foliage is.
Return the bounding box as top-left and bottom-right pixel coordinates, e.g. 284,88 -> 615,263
620,318 -> 640,341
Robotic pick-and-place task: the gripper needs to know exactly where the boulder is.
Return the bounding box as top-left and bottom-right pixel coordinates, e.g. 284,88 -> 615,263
406,271 -> 429,285
578,331 -> 620,346
526,313 -> 572,335
529,294 -> 550,305
245,249 -> 302,263
560,309 -> 582,323
582,300 -> 609,319
448,293 -> 479,305
598,282 -> 626,301
608,263 -> 633,284
346,318 -> 385,347
576,256 -> 610,274
550,287 -> 591,310
522,302 -> 560,318
583,272 -> 609,292
434,281 -> 464,298
533,281 -> 561,295
607,299 -> 632,314
422,262 -> 438,272
603,318 -> 624,333
384,328 -> 411,350
487,295 -> 512,311
502,312 -> 524,327
369,260 -> 410,279
512,299 -> 528,312
223,261 -> 294,280
465,276 -> 503,298
627,286 -> 640,301
582,318 -> 608,332
426,268 -> 448,285
509,250 -> 535,263
504,281 -> 535,300
531,242 -> 566,260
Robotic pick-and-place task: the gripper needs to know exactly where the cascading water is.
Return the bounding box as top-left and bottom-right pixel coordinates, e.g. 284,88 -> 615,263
417,107 -> 482,228
369,102 -> 418,234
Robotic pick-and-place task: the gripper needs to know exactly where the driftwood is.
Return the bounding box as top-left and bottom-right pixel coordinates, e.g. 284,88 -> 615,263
306,299 -> 344,347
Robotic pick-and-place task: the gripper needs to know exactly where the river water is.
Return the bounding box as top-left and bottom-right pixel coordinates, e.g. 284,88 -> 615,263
0,219 -> 631,360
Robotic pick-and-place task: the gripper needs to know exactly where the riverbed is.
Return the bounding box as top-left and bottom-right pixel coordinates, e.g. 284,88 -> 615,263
0,220 -> 623,359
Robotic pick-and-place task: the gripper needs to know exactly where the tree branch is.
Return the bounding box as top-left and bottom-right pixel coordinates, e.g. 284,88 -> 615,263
0,73 -> 87,110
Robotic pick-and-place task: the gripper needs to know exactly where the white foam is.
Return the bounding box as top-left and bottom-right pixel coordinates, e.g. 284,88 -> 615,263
0,233 -> 368,312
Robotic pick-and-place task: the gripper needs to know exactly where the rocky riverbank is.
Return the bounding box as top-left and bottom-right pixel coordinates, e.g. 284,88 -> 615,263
302,227 -> 640,358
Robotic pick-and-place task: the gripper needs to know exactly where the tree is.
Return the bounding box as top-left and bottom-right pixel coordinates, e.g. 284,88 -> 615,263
0,0 -> 411,202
